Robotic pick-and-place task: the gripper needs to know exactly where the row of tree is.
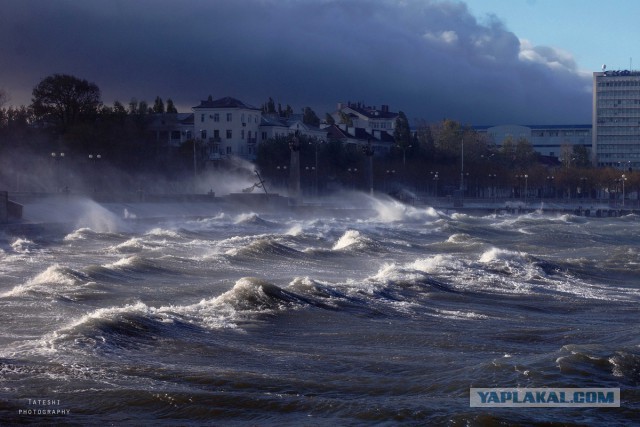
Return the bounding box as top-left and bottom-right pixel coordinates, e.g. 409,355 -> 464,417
0,73 -> 636,201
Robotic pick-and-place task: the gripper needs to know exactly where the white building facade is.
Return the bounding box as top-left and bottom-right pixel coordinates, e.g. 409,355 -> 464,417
331,102 -> 399,134
592,69 -> 640,169
192,96 -> 262,160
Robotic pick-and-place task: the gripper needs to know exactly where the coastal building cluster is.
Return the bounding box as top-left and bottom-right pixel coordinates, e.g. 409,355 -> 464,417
150,69 -> 640,169
149,98 -> 402,162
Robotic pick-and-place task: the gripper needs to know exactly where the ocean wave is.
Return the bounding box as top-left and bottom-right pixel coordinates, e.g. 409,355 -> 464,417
110,237 -> 166,253
144,228 -> 182,239
332,230 -> 382,252
555,344 -> 640,383
234,212 -> 277,227
63,227 -> 97,241
101,255 -> 171,276
371,198 -> 440,223
2,264 -> 105,301
10,238 -> 38,253
225,238 -> 304,260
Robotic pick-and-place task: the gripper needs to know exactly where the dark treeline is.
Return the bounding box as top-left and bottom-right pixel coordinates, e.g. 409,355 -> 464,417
0,74 -> 198,195
1,74 -> 637,202
256,119 -> 638,203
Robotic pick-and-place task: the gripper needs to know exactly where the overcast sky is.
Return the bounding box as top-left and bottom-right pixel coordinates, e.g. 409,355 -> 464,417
0,0 -> 608,125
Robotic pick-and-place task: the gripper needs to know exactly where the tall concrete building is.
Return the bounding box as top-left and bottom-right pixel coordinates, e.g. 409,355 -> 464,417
592,69 -> 640,169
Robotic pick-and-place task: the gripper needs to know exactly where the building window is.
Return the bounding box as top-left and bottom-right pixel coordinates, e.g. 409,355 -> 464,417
241,130 -> 245,140
200,114 -> 205,123
214,130 -> 220,139
214,113 -> 219,122
262,131 -> 267,140
226,130 -> 232,139
226,146 -> 232,154
201,129 -> 207,139
226,113 -> 232,122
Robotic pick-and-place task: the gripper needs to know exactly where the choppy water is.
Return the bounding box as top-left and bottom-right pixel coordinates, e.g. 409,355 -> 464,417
1,196 -> 639,425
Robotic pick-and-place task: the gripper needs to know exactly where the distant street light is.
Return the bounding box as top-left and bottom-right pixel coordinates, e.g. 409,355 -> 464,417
276,165 -> 288,188
309,139 -> 323,197
89,154 -> 102,193
621,174 -> 627,207
546,176 -> 555,201
304,165 -> 316,195
347,167 -> 358,191
431,171 -> 439,197
362,140 -> 374,196
385,169 -> 396,192
488,173 -> 496,201
51,152 -> 65,192
397,144 -> 412,167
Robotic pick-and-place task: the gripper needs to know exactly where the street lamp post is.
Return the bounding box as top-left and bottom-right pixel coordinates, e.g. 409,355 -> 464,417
621,174 -> 627,207
276,165 -> 288,188
195,132 -> 201,181
546,176 -> 555,201
460,137 -> 464,191
51,152 -> 65,192
309,139 -> 323,197
488,174 -> 496,201
347,167 -> 358,191
88,154 -> 102,193
304,166 -> 316,195
432,171 -> 439,197
385,169 -> 396,192
362,140 -> 374,196
397,144 -> 412,167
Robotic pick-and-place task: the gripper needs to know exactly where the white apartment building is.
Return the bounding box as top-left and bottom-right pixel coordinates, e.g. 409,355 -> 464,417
260,113 -> 327,143
331,102 -> 399,134
192,96 -> 262,160
592,69 -> 640,169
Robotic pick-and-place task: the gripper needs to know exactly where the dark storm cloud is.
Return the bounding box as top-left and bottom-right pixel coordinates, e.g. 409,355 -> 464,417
0,0 -> 591,124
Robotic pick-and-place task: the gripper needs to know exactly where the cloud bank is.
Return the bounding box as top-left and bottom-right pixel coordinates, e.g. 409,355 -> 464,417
0,0 -> 592,124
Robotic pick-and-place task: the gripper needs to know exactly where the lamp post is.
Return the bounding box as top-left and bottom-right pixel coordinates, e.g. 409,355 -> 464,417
488,173 -> 496,201
362,140 -> 375,196
195,130 -> 204,185
515,174 -> 521,199
621,174 -> 627,207
524,174 -> 528,205
276,165 -> 288,188
88,154 -> 102,193
546,176 -> 555,201
385,169 -> 396,192
51,152 -> 65,192
304,166 -> 316,195
347,167 -> 358,191
309,139 -> 323,197
460,137 -> 464,191
397,144 -> 412,167
431,171 -> 439,197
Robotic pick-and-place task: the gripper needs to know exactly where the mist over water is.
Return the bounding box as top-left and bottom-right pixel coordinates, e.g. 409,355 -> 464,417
0,195 -> 638,425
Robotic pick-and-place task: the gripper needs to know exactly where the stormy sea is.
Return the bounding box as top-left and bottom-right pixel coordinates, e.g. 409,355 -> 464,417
1,195 -> 639,425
